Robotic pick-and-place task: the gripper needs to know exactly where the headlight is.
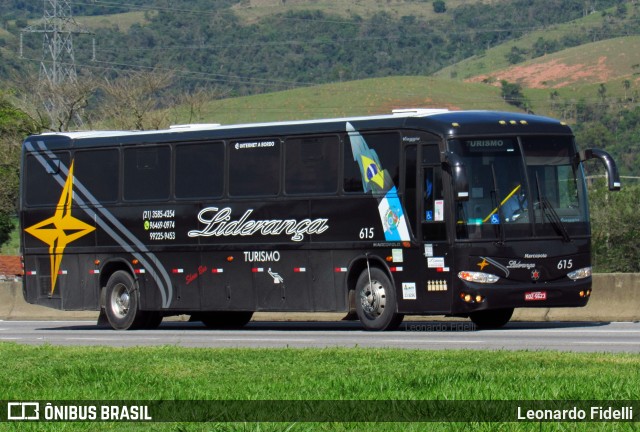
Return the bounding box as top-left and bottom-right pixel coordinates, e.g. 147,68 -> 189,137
567,267 -> 592,280
458,271 -> 500,284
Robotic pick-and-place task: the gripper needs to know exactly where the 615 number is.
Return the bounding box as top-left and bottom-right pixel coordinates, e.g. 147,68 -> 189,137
557,259 -> 573,270
359,228 -> 374,239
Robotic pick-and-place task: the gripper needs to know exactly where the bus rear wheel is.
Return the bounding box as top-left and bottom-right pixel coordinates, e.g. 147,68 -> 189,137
469,308 -> 514,329
355,267 -> 404,331
196,311 -> 254,329
104,270 -> 146,330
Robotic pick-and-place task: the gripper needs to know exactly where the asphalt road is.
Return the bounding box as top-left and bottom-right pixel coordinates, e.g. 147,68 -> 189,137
0,320 -> 639,352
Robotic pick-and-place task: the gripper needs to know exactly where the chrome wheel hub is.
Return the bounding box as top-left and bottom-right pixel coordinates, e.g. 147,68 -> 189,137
359,279 -> 386,319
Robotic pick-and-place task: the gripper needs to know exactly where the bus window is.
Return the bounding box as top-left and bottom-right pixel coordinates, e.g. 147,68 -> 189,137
75,149 -> 119,202
229,138 -> 281,197
124,146 -> 170,201
403,145 -> 418,236
285,135 -> 339,195
422,166 -> 446,241
25,151 -> 70,206
343,132 -> 400,193
175,142 -> 224,199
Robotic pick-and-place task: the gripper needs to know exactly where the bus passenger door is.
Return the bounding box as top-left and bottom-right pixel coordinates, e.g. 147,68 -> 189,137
420,162 -> 452,313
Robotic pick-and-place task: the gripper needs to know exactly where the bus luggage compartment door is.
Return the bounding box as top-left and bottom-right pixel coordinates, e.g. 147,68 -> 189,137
254,251 -> 311,311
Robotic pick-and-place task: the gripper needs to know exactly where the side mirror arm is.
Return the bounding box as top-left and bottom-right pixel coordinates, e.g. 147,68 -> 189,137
578,148 -> 621,191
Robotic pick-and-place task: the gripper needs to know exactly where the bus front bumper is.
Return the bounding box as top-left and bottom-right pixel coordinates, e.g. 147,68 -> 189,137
453,277 -> 592,314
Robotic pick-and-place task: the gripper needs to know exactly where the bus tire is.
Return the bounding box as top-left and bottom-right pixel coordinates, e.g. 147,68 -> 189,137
104,270 -> 145,330
469,308 -> 514,329
197,311 -> 254,329
355,267 -> 404,331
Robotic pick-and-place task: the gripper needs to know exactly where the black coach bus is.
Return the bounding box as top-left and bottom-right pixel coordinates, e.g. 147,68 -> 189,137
19,109 -> 620,330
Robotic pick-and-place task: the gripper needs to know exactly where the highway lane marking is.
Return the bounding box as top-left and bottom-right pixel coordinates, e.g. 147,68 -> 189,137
212,338 -> 316,342
572,341 -> 640,345
63,337 -> 161,341
380,339 -> 486,344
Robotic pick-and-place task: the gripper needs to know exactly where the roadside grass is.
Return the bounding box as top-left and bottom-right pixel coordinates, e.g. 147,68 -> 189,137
0,343 -> 638,431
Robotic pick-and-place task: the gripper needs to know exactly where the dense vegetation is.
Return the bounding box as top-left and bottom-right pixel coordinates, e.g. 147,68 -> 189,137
5,0 -> 631,96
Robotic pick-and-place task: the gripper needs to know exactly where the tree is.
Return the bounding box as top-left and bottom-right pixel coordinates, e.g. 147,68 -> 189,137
622,80 -> 631,101
589,181 -> 640,272
432,1 -> 446,13
100,70 -> 174,130
0,92 -> 40,247
506,46 -> 526,64
500,80 -> 531,111
12,71 -> 98,132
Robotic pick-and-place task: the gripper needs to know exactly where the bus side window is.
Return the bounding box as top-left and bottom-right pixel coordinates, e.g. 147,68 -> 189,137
175,142 -> 224,199
75,149 -> 119,202
124,146 -> 171,201
422,166 -> 446,241
285,135 -> 339,195
229,138 -> 281,197
343,132 -> 400,193
25,151 -> 70,206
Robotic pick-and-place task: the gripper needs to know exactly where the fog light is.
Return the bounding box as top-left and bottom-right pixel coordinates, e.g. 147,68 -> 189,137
579,291 -> 585,298
464,294 -> 472,303
475,295 -> 483,303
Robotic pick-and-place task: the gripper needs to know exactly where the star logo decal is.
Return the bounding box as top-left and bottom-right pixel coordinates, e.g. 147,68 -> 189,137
477,259 -> 489,271
25,161 -> 95,295
531,269 -> 540,281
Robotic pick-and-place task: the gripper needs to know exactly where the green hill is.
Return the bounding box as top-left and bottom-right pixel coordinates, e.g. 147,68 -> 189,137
446,36 -> 640,89
166,75 -> 518,126
434,2 -> 640,81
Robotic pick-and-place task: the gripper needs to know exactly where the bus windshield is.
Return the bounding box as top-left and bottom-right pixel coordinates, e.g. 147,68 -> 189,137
451,135 -> 589,241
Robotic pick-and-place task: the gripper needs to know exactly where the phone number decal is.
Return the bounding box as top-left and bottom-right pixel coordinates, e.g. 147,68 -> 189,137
143,209 -> 177,241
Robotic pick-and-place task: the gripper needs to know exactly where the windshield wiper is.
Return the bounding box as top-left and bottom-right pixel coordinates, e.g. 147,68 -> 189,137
534,173 -> 571,242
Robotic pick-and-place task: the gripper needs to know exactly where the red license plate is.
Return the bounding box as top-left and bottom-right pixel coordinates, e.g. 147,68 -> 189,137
525,291 -> 547,301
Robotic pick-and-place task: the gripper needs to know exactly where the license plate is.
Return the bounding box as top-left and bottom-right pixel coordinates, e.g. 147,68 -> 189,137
525,291 -> 547,301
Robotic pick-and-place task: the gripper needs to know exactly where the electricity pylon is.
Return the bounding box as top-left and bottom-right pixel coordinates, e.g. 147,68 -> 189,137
21,0 -> 94,129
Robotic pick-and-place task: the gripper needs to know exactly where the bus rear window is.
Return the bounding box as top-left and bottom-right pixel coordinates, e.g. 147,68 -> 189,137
24,152 -> 70,206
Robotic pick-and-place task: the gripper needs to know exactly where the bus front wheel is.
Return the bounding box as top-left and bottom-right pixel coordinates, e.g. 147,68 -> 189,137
104,270 -> 146,330
469,308 -> 514,329
355,267 -> 404,331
